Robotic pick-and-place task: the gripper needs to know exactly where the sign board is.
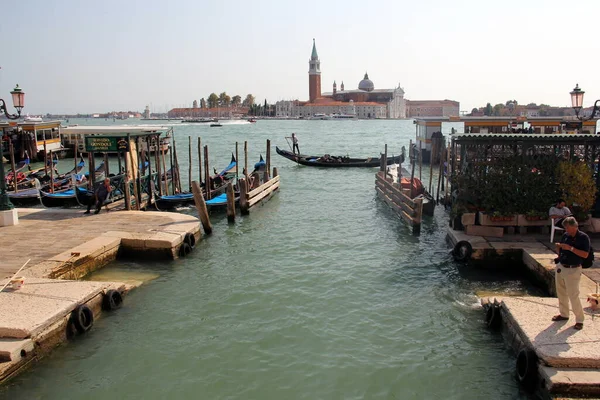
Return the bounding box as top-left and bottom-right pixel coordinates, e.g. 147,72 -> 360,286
85,136 -> 129,152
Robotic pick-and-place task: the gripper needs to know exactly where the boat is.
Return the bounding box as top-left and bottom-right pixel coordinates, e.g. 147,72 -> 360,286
331,113 -> 357,119
24,115 -> 43,122
248,118 -> 257,123
40,186 -> 91,208
8,187 -> 42,207
308,113 -> 331,120
186,118 -> 216,123
155,154 -> 237,209
275,146 -> 404,168
210,123 -> 223,127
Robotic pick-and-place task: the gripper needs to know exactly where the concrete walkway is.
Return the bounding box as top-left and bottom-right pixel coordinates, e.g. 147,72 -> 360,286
1,208 -> 201,279
0,208 -> 201,384
448,229 -> 600,396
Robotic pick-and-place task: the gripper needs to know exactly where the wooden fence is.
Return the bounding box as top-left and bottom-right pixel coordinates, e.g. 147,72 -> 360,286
375,171 -> 423,234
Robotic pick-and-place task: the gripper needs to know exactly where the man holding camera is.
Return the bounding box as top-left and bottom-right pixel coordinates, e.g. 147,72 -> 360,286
553,217 -> 590,330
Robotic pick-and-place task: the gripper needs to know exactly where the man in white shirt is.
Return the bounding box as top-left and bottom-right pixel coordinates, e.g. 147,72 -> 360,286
549,199 -> 572,227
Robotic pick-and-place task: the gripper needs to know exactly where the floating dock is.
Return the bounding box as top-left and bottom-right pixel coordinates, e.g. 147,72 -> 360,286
0,208 -> 201,384
448,228 -> 600,398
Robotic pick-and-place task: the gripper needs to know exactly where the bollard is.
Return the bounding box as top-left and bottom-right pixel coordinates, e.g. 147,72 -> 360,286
226,182 -> 235,223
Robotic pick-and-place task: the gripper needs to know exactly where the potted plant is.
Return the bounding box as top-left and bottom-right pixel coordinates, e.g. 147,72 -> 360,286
557,160 -> 596,224
525,210 -> 547,221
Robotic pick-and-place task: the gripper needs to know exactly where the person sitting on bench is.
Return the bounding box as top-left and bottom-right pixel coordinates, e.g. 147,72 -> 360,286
549,198 -> 572,227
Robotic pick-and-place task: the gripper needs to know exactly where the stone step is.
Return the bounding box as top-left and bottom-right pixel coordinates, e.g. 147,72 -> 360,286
540,365 -> 600,396
0,338 -> 34,362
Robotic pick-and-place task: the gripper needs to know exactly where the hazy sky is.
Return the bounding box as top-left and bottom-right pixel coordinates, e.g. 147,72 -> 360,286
1,0 -> 598,114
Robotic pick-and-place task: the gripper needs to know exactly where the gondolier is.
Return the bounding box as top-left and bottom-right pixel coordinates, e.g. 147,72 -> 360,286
285,133 -> 300,154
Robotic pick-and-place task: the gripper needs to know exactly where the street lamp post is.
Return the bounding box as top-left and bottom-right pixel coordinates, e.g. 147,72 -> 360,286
570,84 -> 600,121
0,85 -> 26,211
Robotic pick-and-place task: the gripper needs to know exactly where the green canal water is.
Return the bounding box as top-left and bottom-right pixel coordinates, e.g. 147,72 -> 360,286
1,119 -> 535,399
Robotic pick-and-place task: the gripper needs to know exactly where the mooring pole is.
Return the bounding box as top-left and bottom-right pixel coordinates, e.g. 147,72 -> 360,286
191,180 -> 212,235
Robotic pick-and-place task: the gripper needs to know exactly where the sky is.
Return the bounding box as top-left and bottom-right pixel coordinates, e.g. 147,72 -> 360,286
0,0 -> 599,115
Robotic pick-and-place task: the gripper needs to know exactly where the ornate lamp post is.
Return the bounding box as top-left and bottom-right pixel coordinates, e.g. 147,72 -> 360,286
570,84 -> 600,121
0,85 -> 26,211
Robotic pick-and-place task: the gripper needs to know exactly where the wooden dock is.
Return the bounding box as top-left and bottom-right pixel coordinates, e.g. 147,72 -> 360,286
375,171 -> 423,234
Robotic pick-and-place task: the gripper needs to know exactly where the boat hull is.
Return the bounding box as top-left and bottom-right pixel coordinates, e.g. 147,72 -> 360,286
276,146 -> 403,168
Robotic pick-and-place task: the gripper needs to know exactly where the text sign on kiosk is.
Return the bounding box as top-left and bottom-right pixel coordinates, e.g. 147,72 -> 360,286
85,137 -> 129,152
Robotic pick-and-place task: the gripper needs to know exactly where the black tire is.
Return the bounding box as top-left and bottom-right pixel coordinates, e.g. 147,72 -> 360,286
179,242 -> 192,257
102,289 -> 123,311
516,348 -> 538,389
485,305 -> 502,330
452,240 -> 473,262
184,233 -> 196,249
71,304 -> 94,334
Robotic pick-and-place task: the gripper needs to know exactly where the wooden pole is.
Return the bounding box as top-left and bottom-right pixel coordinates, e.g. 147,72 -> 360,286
191,180 -> 212,235
428,137 -> 435,194
169,138 -> 176,194
90,152 -> 96,190
239,178 -> 248,214
73,136 -> 78,171
244,141 -> 248,183
203,145 -> 210,200
266,139 -> 271,180
127,134 -> 140,210
104,153 -> 109,177
197,137 -> 202,186
49,150 -> 54,193
273,167 -> 278,178
188,136 -> 192,192
154,135 -> 162,196
419,139 -> 422,181
235,141 -> 239,182
135,137 -> 143,207
409,143 -> 416,198
436,138 -> 443,204
226,181 -> 235,223
43,140 -> 48,176
146,140 -> 153,204
172,135 -> 181,193
9,141 -> 17,193
444,141 -> 451,203
161,140 -> 169,196
123,148 -> 131,211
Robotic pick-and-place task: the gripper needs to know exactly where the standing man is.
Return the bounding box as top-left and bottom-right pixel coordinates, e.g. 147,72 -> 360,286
549,198 -> 572,227
553,217 -> 590,330
289,133 -> 300,154
85,178 -> 112,215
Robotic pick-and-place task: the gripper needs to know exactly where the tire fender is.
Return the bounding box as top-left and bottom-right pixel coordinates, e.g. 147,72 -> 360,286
453,240 -> 473,262
71,304 -> 94,334
485,305 -> 502,330
179,242 -> 192,257
516,348 -> 538,388
184,232 -> 196,249
102,289 -> 123,311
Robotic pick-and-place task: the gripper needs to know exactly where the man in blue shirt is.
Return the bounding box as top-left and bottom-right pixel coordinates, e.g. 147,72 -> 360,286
552,217 -> 590,330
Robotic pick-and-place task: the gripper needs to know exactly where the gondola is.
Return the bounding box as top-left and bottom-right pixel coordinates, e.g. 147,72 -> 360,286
275,146 -> 404,168
40,186 -> 90,208
8,187 -> 42,207
155,154 -> 237,210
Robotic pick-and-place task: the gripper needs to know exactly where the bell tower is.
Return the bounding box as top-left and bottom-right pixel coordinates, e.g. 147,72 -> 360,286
308,38 -> 321,102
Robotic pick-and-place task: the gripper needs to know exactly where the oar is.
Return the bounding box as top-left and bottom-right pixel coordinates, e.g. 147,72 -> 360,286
0,259 -> 31,293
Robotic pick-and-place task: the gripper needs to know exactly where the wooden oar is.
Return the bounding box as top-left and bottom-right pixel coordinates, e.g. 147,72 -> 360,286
0,259 -> 31,293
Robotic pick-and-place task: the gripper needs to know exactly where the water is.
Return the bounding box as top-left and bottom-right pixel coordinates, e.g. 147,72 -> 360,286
1,119 -> 533,399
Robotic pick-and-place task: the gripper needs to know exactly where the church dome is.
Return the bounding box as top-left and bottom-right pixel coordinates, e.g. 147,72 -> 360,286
358,72 -> 374,92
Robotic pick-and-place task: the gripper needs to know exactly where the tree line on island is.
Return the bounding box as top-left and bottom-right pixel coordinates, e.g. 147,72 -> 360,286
194,93 -> 275,116
469,100 -> 575,117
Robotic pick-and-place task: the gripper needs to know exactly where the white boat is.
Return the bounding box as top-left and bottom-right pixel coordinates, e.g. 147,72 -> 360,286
309,113 -> 331,120
331,113 -> 357,119
24,115 -> 43,122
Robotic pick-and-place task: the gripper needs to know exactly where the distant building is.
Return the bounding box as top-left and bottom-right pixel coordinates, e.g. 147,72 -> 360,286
278,39 -> 406,119
406,100 -> 460,118
192,100 -> 198,108
143,105 -> 150,119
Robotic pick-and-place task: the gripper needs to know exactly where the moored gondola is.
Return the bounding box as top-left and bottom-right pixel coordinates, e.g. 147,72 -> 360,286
275,146 -> 403,168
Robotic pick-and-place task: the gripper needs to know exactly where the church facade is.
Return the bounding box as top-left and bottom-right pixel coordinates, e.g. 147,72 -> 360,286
276,40 -> 406,119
